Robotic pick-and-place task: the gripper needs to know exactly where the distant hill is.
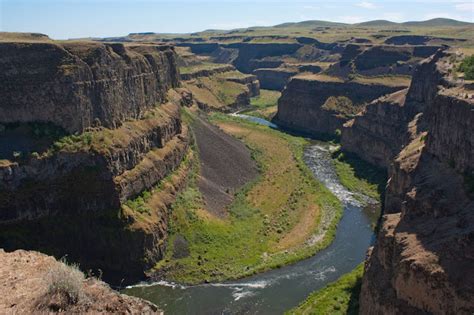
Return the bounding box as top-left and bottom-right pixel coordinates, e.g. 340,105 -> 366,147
402,18 -> 473,27
274,20 -> 348,28
272,18 -> 472,29
356,20 -> 400,27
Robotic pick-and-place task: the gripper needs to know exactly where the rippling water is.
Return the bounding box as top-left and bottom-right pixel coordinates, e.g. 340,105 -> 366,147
123,119 -> 375,314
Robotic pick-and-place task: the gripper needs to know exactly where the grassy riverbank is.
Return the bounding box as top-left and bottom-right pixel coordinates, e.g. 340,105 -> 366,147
332,150 -> 386,202
287,264 -> 364,315
152,111 -> 342,284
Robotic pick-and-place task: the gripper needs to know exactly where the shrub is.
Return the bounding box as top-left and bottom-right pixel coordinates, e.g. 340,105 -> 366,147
45,258 -> 85,305
458,55 -> 474,80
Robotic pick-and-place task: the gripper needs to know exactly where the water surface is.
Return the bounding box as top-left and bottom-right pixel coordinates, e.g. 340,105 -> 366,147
123,118 -> 375,314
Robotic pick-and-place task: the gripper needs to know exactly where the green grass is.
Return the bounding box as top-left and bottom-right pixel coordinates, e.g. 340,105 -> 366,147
180,62 -> 227,75
331,150 -> 386,228
250,90 -> 281,109
241,89 -> 281,120
153,112 -> 342,284
332,150 -> 386,202
458,55 -> 474,80
286,264 -> 364,315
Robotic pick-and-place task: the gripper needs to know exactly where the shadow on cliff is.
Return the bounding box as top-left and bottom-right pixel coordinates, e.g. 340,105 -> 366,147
346,276 -> 363,315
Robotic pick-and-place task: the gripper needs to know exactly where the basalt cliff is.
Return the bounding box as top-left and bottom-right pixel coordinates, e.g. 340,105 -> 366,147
274,74 -> 406,136
342,50 -> 474,314
0,40 -> 191,284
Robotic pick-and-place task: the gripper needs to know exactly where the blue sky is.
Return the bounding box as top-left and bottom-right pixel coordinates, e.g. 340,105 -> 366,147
1,0 -> 473,39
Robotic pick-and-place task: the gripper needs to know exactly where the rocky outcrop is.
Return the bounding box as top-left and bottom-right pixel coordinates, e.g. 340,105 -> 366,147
358,51 -> 474,314
341,50 -> 447,168
275,74 -> 405,136
0,39 -> 191,285
0,249 -> 161,314
0,42 -> 179,133
180,64 -> 235,80
225,42 -> 302,73
182,69 -> 259,112
385,35 -> 467,45
341,89 -> 409,167
253,67 -> 298,90
329,44 -> 440,78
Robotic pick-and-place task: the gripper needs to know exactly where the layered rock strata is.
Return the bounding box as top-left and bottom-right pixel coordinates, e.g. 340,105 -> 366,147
341,49 -> 447,168
275,74 -> 405,136
352,50 -> 474,314
0,40 -> 190,284
0,42 -> 179,133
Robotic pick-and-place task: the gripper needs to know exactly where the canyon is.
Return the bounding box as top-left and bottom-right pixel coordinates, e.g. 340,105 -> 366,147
1,17 -> 473,314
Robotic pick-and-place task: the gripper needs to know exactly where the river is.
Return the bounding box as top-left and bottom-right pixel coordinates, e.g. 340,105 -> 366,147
123,115 -> 375,314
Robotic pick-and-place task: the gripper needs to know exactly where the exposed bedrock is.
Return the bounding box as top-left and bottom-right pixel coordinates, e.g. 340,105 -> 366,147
0,101 -> 187,222
357,51 -> 474,314
0,42 -> 179,133
0,40 -> 191,284
253,68 -> 298,91
385,34 -> 468,46
274,75 -> 404,136
329,44 -> 440,78
0,100 -> 191,284
341,49 -> 447,168
224,42 -> 302,73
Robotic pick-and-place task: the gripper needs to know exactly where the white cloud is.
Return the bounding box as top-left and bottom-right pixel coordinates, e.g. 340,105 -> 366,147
356,1 -> 377,9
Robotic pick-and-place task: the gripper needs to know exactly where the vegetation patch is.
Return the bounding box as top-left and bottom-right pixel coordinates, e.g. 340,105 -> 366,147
153,112 -> 341,284
286,264 -> 364,315
180,62 -> 227,75
332,150 -> 386,202
183,74 -> 248,109
458,55 -> 474,80
332,150 -> 386,227
43,258 -> 85,306
242,89 -> 281,120
321,96 -> 358,118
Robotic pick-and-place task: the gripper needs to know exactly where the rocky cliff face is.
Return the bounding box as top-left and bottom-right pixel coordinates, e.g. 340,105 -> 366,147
0,249 -> 161,314
225,42 -> 302,73
275,74 -> 405,136
357,51 -> 474,314
253,68 -> 298,91
0,40 -> 190,284
0,42 -> 179,133
341,50 -> 447,168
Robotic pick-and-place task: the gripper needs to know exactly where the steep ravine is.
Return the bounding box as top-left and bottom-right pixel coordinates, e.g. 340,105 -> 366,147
342,50 -> 474,313
0,40 -> 191,285
123,117 -> 376,314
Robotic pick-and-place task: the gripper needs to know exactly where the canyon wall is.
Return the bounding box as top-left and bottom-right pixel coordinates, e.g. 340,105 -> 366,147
341,50 -> 447,167
0,42 -> 179,133
0,41 -> 190,284
275,75 -> 405,136
253,68 -> 298,91
350,50 -> 474,314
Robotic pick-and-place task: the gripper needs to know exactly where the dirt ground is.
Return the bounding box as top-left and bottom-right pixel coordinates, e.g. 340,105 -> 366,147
0,249 -> 160,314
